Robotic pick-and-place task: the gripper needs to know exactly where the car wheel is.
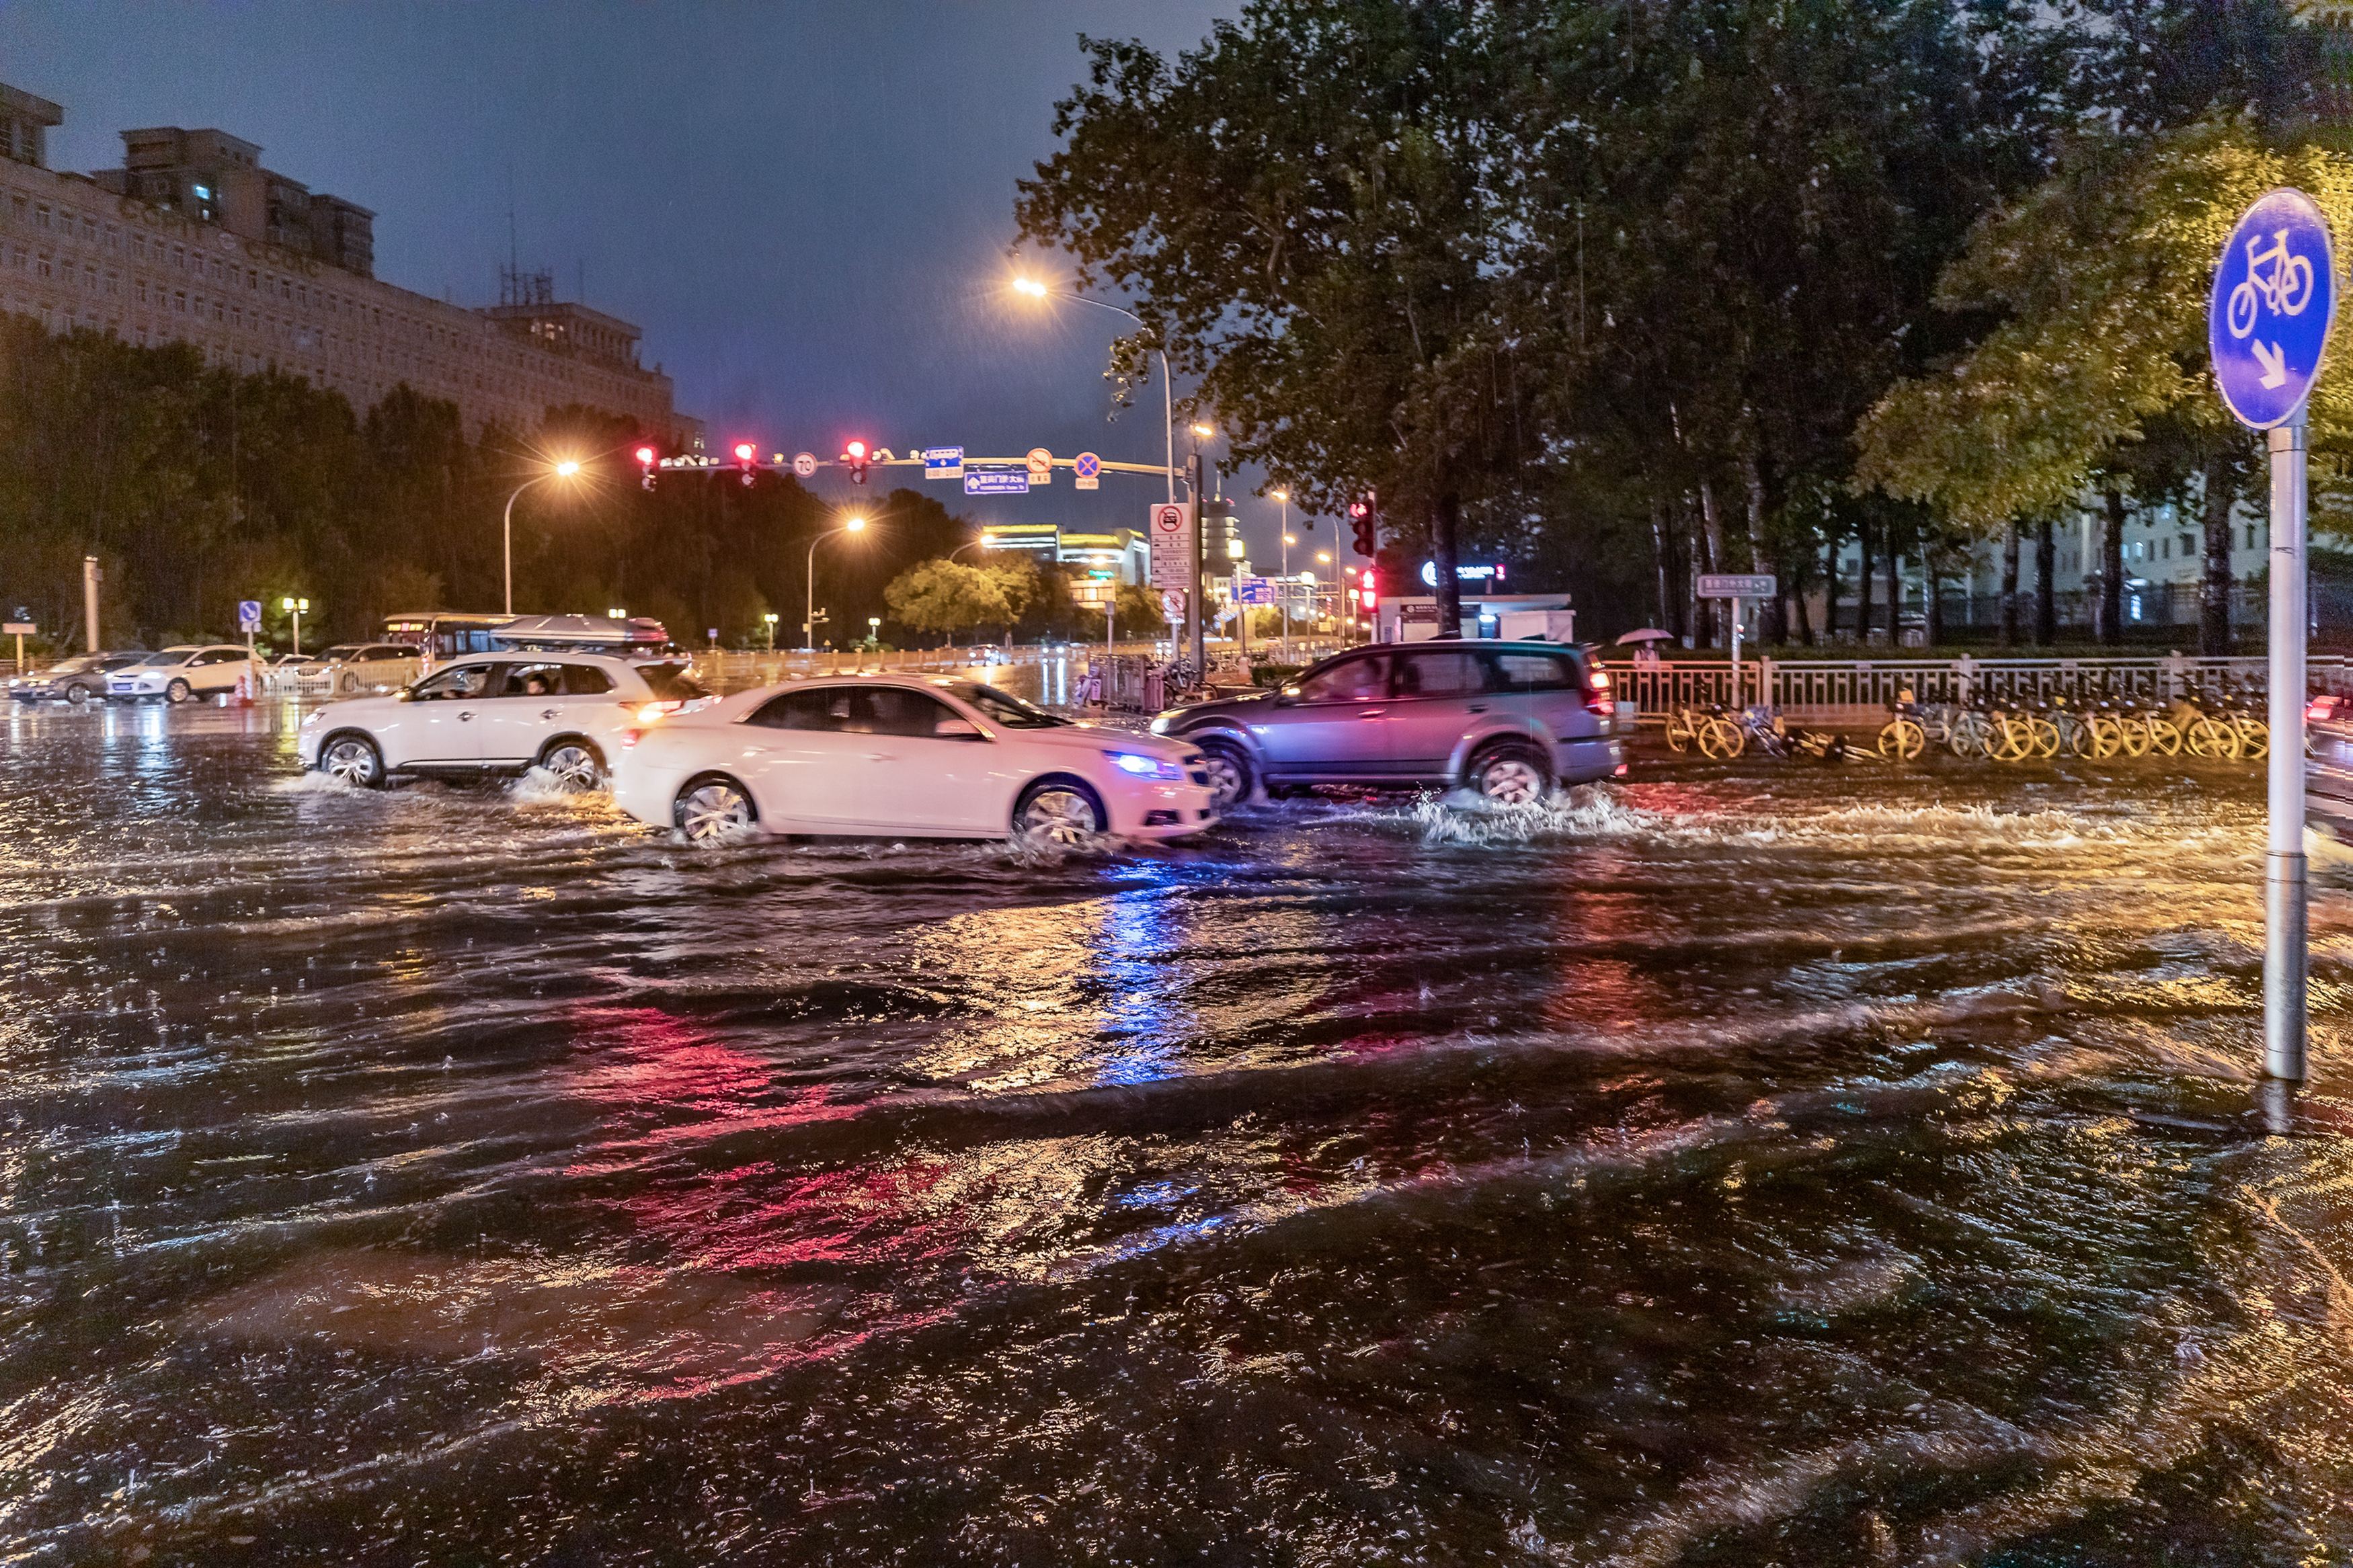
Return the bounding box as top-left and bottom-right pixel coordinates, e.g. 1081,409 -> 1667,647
1196,739 -> 1254,810
319,733 -> 385,788
676,776 -> 756,842
340,671 -> 359,694
1013,778 -> 1106,845
537,739 -> 606,792
165,677 -> 192,704
64,682 -> 90,705
1468,742 -> 1550,805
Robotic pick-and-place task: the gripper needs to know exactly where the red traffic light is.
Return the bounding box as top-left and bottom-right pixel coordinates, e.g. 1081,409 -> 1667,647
844,440 -> 867,460
731,442 -> 757,464
634,445 -> 657,468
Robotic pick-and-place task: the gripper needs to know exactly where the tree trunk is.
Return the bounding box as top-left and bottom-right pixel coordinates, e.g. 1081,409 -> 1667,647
1821,522 -> 1841,640
1925,557 -> 1944,647
2100,489 -> 2126,646
1881,526 -> 1901,644
1698,483 -> 1725,648
1648,495 -> 1672,634
1740,449 -> 1779,645
1999,522 -> 2020,648
2034,517 -> 2057,645
2200,457 -> 2238,656
1431,490 -> 1462,638
1856,518 -> 1874,644
1794,583 -> 1814,645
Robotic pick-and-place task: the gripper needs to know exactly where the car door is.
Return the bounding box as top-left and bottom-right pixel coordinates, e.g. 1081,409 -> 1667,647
843,687 -> 1006,833
737,686 -> 872,827
474,659 -> 570,765
387,661 -> 497,765
1254,652 -> 1394,780
1384,647 -> 1499,778
191,647 -> 245,693
1488,648 -> 1589,747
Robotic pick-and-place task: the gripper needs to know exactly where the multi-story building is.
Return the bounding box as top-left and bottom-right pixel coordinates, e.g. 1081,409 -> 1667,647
0,79 -> 696,445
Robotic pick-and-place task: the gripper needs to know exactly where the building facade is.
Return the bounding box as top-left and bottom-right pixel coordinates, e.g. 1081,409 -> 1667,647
0,79 -> 696,445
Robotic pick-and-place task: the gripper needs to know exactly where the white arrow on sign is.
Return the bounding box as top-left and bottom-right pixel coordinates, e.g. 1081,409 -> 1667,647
2254,339 -> 2288,389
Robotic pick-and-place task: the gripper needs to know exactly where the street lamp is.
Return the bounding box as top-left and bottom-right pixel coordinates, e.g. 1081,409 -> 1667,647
1010,275 -> 1176,503
606,607 -> 626,620
280,595 -> 309,657
949,537 -> 991,563
1274,486 -> 1295,660
762,612 -> 779,651
501,458 -> 584,616
805,515 -> 868,651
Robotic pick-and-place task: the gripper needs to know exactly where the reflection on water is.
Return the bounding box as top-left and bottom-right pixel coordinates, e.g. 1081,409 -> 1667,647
6,700 -> 2353,1563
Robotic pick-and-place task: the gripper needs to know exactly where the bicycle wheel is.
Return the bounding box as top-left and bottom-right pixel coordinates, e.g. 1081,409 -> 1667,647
2186,715 -> 2235,759
1664,710 -> 1691,753
2063,717 -> 2096,759
2234,717 -> 2270,761
2087,716 -> 2125,760
1989,716 -> 2030,763
1878,717 -> 1925,761
1697,717 -> 1737,759
1949,712 -> 1988,759
2146,717 -> 2183,757
2030,718 -> 2061,759
2119,717 -> 2153,758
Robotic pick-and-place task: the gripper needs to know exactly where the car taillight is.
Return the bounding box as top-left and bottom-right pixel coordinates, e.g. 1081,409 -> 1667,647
2309,698 -> 2338,723
633,699 -> 683,724
1589,668 -> 1612,695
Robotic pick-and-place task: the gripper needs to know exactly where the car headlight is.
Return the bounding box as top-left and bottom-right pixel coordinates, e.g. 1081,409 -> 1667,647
1105,749 -> 1184,782
1148,713 -> 1173,735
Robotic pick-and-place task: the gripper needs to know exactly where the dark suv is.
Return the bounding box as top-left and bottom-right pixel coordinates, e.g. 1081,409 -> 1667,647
1150,641 -> 1625,807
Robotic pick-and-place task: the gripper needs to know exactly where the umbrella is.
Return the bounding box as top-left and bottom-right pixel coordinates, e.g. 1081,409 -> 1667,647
1615,628 -> 1675,645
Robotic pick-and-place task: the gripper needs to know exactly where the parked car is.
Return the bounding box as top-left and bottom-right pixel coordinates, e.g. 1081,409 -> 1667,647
293,643 -> 422,696
106,645 -> 264,704
962,645 -> 1009,667
9,651 -> 144,705
610,673 -> 1216,845
1150,641 -> 1626,808
2309,694 -> 2353,841
297,651 -> 712,790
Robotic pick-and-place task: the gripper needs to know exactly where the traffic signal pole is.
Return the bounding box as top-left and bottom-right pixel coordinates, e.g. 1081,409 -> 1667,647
1187,452 -> 1205,673
2266,413 -> 2309,1084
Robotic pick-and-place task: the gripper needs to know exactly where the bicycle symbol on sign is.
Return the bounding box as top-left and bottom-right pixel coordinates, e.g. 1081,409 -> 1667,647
2227,227 -> 2317,339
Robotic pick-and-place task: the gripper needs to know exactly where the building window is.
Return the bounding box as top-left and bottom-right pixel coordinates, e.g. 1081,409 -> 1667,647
34,253 -> 48,278
174,290 -> 186,313
134,279 -> 146,304
34,204 -> 48,229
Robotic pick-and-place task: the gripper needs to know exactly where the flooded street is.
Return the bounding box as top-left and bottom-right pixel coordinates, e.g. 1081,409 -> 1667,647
8,693 -> 2353,1565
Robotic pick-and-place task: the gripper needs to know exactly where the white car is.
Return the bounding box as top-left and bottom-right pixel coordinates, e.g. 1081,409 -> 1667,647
106,645 -> 263,704
610,673 -> 1218,844
297,651 -> 711,790
292,643 -> 422,696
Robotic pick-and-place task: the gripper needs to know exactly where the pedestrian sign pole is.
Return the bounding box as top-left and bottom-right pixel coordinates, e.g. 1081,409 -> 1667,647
2208,187 -> 2336,1083
1698,573 -> 1776,710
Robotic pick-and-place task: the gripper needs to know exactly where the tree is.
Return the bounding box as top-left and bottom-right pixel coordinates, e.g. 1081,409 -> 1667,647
883,559 -> 1015,640
1856,122 -> 2349,652
1017,1 -> 1529,638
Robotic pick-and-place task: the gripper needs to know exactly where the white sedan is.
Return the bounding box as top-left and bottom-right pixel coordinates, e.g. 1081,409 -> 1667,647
611,674 -> 1218,844
106,645 -> 262,703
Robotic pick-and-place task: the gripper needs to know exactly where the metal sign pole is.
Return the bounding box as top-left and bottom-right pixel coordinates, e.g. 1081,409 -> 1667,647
2267,413 -> 2309,1082
1730,599 -> 1743,710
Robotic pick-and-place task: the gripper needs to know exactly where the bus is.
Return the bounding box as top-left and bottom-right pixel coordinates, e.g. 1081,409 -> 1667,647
379,611 -> 674,665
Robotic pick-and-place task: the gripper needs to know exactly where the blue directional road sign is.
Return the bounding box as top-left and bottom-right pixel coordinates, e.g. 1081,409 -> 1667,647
924,446 -> 964,481
237,600 -> 262,632
963,466 -> 1029,496
1234,575 -> 1277,605
2210,187 -> 2336,429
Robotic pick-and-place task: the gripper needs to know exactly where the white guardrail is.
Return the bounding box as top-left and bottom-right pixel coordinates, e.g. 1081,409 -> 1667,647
1597,653 -> 2353,725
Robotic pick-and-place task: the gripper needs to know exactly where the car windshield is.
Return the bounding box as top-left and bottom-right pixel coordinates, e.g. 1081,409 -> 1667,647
319,645 -> 366,661
947,680 -> 1065,729
130,651 -> 190,667
636,662 -> 711,701
47,655 -> 98,674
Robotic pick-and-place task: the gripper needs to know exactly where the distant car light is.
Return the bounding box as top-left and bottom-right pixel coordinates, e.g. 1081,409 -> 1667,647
1105,749 -> 1183,781
1148,713 -> 1174,735
2309,698 -> 2338,724
635,700 -> 684,724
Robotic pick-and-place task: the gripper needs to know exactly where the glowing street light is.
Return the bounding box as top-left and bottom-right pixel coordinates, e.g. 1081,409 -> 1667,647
606,607 -> 626,620
280,595 -> 310,657
502,456 -> 585,615
1008,274 -> 1175,502
762,610 -> 779,651
805,514 -> 870,651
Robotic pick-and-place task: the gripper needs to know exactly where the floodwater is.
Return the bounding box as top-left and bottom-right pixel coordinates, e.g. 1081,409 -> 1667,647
5,690 -> 2353,1565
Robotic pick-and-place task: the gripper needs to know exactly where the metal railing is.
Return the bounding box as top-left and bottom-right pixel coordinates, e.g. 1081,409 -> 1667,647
1601,653 -> 2353,722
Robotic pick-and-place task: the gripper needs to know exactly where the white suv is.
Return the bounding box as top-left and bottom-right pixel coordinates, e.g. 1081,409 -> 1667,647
297,651 -> 711,790
292,643 -> 421,696
106,645 -> 263,704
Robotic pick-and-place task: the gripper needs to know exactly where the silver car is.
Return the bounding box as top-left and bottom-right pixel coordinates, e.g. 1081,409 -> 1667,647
1150,641 -> 1626,807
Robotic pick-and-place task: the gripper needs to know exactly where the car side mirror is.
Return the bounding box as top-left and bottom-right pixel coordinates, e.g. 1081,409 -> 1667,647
934,717 -> 984,739
1277,684 -> 1303,704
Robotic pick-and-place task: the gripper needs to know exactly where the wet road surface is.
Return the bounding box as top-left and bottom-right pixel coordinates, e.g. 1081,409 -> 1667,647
6,694 -> 2353,1565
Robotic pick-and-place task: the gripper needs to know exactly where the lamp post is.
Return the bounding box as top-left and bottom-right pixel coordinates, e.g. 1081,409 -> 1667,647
501,458 -> 582,616
763,612 -> 779,652
805,515 -> 867,651
1274,486 -> 1294,661
1317,550 -> 1334,648
949,538 -> 990,563
1010,276 -> 1175,503
280,595 -> 309,657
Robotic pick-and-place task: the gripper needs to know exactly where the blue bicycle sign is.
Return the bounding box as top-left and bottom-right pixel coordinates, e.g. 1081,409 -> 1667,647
2209,188 -> 2336,429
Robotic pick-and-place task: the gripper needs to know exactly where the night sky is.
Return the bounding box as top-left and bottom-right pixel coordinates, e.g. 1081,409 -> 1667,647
0,3 -> 1336,562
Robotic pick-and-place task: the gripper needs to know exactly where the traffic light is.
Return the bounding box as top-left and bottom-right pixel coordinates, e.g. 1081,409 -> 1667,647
635,444 -> 658,491
1348,491 -> 1378,555
843,440 -> 871,485
733,441 -> 758,488
1359,565 -> 1378,618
